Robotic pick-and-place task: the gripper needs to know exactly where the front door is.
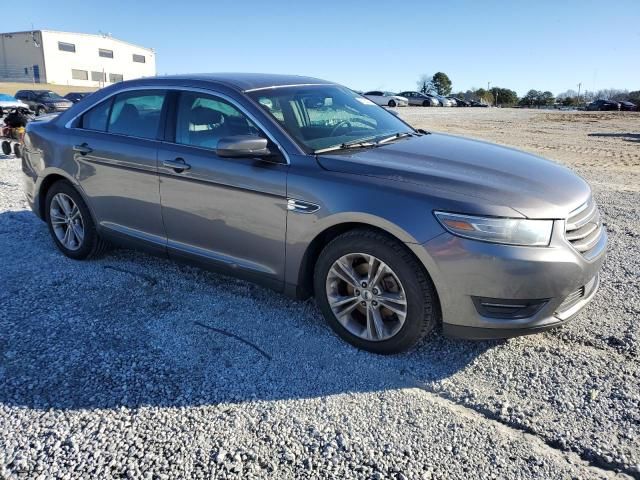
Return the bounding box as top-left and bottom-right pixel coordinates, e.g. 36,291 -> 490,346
158,90 -> 288,287
68,89 -> 168,252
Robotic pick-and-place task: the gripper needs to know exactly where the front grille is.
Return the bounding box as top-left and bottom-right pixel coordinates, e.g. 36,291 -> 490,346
565,198 -> 603,256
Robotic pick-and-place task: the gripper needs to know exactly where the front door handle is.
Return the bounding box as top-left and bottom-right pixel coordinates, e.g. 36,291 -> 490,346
163,158 -> 191,172
73,143 -> 93,155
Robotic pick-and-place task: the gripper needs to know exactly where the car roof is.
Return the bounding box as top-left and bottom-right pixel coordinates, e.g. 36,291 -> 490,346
151,73 -> 334,92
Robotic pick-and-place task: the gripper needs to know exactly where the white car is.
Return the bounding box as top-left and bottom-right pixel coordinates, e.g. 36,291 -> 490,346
363,91 -> 408,107
0,93 -> 27,112
432,94 -> 454,107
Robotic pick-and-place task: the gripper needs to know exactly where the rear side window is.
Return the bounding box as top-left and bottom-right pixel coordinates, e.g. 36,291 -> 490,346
81,98 -> 113,131
108,91 -> 166,139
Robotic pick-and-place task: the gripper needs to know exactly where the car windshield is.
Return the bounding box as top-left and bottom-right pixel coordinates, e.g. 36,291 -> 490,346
36,91 -> 64,100
0,94 -> 17,101
248,85 -> 413,153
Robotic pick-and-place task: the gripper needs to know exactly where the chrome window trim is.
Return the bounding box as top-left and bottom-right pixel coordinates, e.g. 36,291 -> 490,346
243,83 -> 334,93
64,85 -> 292,165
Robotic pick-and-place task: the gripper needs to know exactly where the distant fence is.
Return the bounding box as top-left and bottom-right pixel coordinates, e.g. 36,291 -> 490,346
0,65 -> 41,83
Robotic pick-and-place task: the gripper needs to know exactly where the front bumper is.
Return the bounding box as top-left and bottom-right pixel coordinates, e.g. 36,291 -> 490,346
408,220 -> 607,339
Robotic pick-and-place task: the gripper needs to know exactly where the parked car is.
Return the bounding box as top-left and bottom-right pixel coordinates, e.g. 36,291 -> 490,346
397,91 -> 439,107
0,93 -> 27,115
22,73 -> 606,354
618,101 -> 637,112
448,96 -> 470,107
64,92 -> 92,104
469,100 -> 489,107
586,100 -> 620,111
15,90 -> 73,115
363,91 -> 408,107
431,94 -> 453,107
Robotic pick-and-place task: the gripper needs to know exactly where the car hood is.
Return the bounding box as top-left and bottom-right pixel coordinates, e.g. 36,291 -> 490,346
316,133 -> 591,219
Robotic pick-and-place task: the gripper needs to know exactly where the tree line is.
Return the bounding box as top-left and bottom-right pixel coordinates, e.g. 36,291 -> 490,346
416,72 -> 638,107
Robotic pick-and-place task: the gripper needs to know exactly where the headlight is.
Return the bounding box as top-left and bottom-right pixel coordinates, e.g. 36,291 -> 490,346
434,211 -> 553,246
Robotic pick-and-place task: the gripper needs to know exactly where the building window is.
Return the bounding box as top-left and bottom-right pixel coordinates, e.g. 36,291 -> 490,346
99,49 -> 114,59
132,54 -> 146,63
72,69 -> 88,81
91,71 -> 106,82
109,73 -> 123,83
58,42 -> 76,53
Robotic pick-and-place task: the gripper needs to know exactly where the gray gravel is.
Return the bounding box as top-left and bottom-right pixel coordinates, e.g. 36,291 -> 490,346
1,109 -> 639,479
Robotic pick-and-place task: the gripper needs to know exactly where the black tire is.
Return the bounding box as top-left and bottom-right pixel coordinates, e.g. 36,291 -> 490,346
314,229 -> 438,354
388,100 -> 396,108
422,100 -> 430,107
1,141 -> 11,155
45,180 -> 109,259
13,143 -> 21,158
36,106 -> 44,116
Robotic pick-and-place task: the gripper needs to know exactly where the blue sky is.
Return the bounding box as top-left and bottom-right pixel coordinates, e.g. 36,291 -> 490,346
14,0 -> 640,95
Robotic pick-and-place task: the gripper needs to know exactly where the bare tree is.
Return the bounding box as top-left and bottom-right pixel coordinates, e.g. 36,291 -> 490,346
416,74 -> 434,94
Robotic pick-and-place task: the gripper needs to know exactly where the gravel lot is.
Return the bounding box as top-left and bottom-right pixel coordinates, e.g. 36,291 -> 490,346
1,108 -> 638,479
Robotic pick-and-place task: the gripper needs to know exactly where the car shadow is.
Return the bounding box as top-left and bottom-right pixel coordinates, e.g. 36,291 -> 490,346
588,132 -> 640,143
0,209 -> 497,411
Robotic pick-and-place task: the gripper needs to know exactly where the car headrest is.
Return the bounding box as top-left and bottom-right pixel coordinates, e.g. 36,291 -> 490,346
189,107 -> 223,125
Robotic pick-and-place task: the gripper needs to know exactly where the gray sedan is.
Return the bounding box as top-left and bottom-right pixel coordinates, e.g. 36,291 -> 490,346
22,74 -> 606,354
398,91 -> 440,107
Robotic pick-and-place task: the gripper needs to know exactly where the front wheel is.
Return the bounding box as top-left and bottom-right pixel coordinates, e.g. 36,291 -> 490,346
45,181 -> 109,259
314,229 -> 438,354
388,100 -> 396,107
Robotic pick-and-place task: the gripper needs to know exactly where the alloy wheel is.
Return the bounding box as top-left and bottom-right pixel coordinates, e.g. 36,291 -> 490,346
49,193 -> 85,251
325,253 -> 407,342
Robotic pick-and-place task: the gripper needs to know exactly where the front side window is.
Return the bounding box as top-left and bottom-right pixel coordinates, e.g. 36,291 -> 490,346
36,91 -> 63,100
248,85 -> 412,152
108,91 -> 166,139
175,92 -> 261,150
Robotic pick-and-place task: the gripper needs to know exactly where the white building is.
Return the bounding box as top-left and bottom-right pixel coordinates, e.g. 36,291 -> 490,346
0,30 -> 156,87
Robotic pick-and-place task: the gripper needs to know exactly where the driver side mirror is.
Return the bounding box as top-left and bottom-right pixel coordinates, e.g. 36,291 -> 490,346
216,135 -> 272,158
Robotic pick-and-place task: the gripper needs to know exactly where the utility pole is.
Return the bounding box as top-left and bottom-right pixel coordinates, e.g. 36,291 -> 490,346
577,82 -> 582,105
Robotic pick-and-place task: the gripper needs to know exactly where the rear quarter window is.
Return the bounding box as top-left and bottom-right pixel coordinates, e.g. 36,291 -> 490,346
80,98 -> 113,131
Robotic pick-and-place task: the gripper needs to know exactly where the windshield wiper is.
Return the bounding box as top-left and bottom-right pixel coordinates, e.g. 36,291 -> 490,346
314,132 -> 415,155
375,132 -> 413,145
314,136 -> 379,154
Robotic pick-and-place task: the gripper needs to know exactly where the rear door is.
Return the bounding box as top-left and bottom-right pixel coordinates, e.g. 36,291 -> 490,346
68,89 -> 168,252
157,89 -> 288,287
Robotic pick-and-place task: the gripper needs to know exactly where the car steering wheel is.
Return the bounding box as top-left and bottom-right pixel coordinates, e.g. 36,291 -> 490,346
329,120 -> 352,137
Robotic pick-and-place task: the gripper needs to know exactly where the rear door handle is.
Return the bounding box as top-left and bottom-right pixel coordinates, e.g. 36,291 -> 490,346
73,143 -> 93,155
163,158 -> 191,172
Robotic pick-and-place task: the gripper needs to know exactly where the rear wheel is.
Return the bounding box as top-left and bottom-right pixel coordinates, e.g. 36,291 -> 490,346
45,181 -> 108,259
388,100 -> 396,107
314,229 -> 438,354
422,100 -> 430,107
